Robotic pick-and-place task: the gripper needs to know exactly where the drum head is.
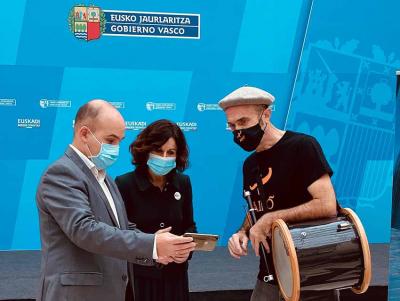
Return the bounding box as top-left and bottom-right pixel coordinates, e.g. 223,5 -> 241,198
340,208 -> 372,294
272,219 -> 300,301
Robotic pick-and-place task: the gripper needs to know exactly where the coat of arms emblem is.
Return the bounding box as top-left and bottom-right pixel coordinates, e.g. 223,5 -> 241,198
68,5 -> 106,41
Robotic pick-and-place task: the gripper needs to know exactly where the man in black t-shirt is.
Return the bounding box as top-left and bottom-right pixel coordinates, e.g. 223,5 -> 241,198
218,86 -> 338,301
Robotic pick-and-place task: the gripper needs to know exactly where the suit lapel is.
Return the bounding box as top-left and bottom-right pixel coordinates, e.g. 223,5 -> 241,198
105,176 -> 127,230
65,147 -> 119,227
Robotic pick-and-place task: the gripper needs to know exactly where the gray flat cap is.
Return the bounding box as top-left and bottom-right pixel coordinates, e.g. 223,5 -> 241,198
218,86 -> 275,110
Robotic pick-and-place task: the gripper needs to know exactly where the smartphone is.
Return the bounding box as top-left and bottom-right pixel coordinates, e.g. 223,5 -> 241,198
183,233 -> 219,251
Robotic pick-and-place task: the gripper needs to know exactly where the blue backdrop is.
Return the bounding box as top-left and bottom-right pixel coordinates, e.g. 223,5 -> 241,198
1,0 -> 399,250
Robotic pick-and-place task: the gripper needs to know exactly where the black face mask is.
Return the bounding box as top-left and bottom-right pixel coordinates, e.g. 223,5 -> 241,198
233,119 -> 266,152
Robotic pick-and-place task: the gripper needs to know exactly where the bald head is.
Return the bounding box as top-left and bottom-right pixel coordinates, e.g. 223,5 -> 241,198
72,99 -> 126,158
74,99 -> 123,133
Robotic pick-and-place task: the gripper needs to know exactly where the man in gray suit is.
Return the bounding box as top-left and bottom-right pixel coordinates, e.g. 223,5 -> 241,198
36,100 -> 196,301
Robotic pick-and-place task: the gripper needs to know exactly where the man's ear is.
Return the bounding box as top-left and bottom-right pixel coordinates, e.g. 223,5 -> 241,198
263,108 -> 272,122
78,126 -> 90,143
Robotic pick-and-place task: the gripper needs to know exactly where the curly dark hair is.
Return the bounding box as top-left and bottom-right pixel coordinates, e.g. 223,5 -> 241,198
129,119 -> 189,172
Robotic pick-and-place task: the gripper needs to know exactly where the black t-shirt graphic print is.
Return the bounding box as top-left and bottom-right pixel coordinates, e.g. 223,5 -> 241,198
242,130 -> 333,282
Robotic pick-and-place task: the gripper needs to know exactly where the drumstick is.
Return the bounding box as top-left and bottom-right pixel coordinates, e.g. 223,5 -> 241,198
244,191 -> 274,283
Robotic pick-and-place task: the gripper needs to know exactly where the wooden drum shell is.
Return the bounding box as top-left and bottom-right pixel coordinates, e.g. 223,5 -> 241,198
271,208 -> 371,301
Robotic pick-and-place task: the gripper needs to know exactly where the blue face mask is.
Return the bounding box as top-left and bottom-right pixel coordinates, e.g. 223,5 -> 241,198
87,130 -> 119,170
147,153 -> 176,176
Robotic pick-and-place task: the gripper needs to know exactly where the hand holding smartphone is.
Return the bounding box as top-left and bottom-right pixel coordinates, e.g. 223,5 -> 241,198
183,233 -> 219,251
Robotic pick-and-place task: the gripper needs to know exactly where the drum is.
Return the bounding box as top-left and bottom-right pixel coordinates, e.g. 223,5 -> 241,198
271,208 -> 371,301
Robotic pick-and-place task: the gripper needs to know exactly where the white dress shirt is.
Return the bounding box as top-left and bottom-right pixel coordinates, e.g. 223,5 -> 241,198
70,144 -> 120,227
69,144 -> 158,259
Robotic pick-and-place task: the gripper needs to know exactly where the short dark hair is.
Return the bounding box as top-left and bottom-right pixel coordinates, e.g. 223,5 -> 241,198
129,119 -> 189,172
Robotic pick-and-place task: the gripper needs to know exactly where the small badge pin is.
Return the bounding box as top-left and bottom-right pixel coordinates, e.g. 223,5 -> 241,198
174,192 -> 181,200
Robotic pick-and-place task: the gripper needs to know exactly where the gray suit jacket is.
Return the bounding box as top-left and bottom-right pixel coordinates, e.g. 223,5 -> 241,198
36,147 -> 155,301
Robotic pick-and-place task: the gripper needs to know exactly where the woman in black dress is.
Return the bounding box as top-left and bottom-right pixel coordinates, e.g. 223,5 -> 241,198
115,119 -> 197,301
